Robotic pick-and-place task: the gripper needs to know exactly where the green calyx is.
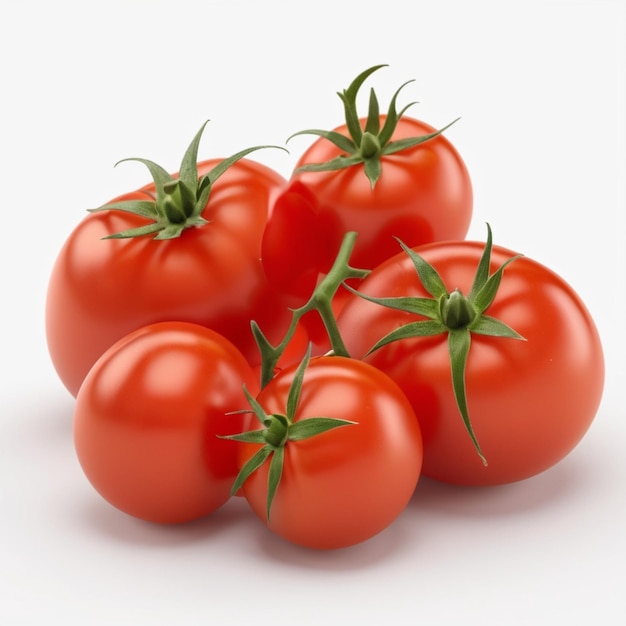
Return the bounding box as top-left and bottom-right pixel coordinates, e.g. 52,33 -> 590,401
253,230 -> 370,388
347,224 -> 525,465
222,233 -> 367,520
221,346 -> 356,521
288,64 -> 459,188
89,120 -> 286,240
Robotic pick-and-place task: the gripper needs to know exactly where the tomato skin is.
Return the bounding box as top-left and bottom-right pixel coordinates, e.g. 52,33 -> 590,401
337,241 -> 605,486
46,158 -> 293,397
74,321 -> 259,524
238,356 -> 423,549
262,116 -> 473,302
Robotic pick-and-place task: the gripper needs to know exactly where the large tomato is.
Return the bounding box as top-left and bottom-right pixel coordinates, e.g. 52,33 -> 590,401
74,321 -> 259,524
46,123 -> 293,397
227,353 -> 423,550
337,231 -> 605,486
261,65 -> 472,304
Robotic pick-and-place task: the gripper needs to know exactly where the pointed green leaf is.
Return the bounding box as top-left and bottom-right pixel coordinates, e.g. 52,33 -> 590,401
266,446 -> 285,521
469,223 -> 494,300
288,129 -> 357,154
230,445 -> 273,497
343,64 -> 387,105
102,222 -> 165,240
178,119 -> 209,191
448,329 -> 487,465
218,429 -> 267,444
183,215 -> 209,229
471,315 -> 526,340
193,177 -> 213,220
197,174 -> 212,197
293,153 -> 364,174
343,285 -> 440,319
89,200 -> 159,219
339,64 -> 387,142
286,344 -> 312,422
288,416 -> 356,441
241,384 -> 271,426
153,224 -> 185,240
472,255 -> 523,313
383,118 -> 460,156
364,88 -> 381,135
206,145 -> 287,186
363,157 -> 382,187
378,79 -> 415,146
367,319 -> 446,354
116,157 -> 174,209
396,102 -> 417,120
397,239 -> 449,299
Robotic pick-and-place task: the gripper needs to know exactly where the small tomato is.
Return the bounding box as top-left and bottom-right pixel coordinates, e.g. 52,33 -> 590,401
73,321 -> 259,524
225,351 -> 423,549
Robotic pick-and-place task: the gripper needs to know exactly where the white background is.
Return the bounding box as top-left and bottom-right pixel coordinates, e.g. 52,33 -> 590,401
1,1 -> 624,624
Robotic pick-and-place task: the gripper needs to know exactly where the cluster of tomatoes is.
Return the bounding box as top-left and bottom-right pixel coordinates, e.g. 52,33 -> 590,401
45,66 -> 605,550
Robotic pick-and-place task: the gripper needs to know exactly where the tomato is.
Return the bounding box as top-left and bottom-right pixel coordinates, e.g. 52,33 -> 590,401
230,354 -> 423,549
261,65 -> 472,303
337,236 -> 605,486
73,321 -> 258,524
46,125 -> 293,397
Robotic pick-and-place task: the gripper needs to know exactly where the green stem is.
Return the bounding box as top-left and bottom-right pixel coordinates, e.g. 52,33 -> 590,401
253,231 -> 369,388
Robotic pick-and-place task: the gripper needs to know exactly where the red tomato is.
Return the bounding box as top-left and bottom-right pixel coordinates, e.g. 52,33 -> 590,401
261,66 -> 472,303
46,156 -> 293,397
235,356 -> 423,549
337,240 -> 605,486
270,118 -> 472,277
74,321 -> 259,524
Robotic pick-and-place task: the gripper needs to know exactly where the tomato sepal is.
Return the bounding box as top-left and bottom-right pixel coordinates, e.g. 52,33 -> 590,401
88,120 -> 286,239
220,346 -> 356,520
288,64 -> 459,188
346,223 -> 526,464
